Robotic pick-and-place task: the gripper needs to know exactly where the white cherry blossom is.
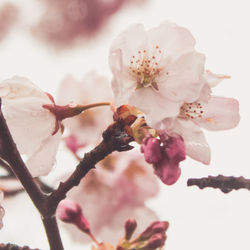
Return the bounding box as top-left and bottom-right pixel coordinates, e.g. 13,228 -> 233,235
109,21 -> 205,126
161,72 -> 240,164
0,76 -> 62,177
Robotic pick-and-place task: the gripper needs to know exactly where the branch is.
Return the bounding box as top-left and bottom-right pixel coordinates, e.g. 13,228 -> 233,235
187,175 -> 250,193
0,243 -> 40,250
0,98 -> 64,250
48,120 -> 134,213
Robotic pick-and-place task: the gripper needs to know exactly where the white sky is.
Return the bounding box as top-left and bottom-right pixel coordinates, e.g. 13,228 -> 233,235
1,0 -> 250,249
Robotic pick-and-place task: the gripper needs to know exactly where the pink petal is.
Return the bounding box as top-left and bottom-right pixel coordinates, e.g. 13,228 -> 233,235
174,119 -> 211,164
196,96 -> 240,131
26,131 -> 62,177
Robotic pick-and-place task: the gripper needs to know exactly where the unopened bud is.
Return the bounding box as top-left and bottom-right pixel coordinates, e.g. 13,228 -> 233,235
146,233 -> 166,249
141,136 -> 162,164
138,221 -> 169,241
125,218 -> 137,240
57,199 -> 90,233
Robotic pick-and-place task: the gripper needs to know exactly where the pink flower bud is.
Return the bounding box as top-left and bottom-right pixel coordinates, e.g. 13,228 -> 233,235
57,199 -> 90,234
164,136 -> 186,164
138,221 -> 169,241
153,135 -> 185,185
141,136 -> 162,164
125,218 -> 137,240
64,135 -> 85,154
146,233 -> 167,249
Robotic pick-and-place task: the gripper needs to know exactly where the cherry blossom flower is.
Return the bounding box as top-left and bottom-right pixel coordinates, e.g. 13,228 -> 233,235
59,151 -> 159,244
0,191 -> 4,230
0,3 -> 18,41
32,0 -> 148,49
160,71 -> 240,164
57,72 -> 113,147
109,21 -> 206,127
0,76 -> 62,177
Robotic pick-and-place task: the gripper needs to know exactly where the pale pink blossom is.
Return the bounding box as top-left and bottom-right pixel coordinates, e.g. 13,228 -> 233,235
0,76 -> 62,177
161,71 -> 240,164
57,72 -> 113,147
0,191 -> 4,230
32,0 -> 147,49
0,3 -> 18,41
60,151 -> 159,244
109,21 -> 206,127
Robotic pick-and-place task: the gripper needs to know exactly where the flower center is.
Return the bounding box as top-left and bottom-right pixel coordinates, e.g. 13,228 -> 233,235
129,45 -> 164,91
179,102 -> 204,119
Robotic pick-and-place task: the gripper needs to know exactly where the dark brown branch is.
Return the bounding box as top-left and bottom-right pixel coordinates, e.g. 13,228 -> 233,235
0,97 -> 133,249
0,98 -> 63,250
48,120 -> 134,213
0,158 -> 14,176
42,216 -> 64,250
187,175 -> 250,193
0,244 -> 40,250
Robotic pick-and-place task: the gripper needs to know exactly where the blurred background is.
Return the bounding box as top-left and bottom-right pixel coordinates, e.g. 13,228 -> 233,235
0,0 -> 250,249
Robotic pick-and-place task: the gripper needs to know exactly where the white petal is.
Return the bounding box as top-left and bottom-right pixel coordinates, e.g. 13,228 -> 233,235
205,70 -> 230,88
129,87 -> 181,127
0,76 -> 51,101
26,131 -> 62,177
147,21 -> 196,59
109,24 -> 147,70
158,52 -> 205,103
173,119 -> 211,164
195,96 -> 240,131
2,97 -> 56,155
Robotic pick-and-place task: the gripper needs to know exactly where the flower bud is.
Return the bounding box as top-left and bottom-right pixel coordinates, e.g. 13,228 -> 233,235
146,233 -> 167,249
138,221 -> 169,241
141,136 -> 162,164
57,199 -> 90,233
125,218 -> 137,240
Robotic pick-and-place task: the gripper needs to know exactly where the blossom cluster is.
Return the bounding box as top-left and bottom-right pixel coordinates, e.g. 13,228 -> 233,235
0,20 -> 240,249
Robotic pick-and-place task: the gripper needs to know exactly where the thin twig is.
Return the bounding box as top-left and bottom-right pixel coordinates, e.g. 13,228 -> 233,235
48,120 -> 134,213
187,175 -> 250,193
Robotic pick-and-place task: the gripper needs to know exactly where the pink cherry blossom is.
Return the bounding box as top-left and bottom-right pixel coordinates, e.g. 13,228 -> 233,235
57,72 -> 113,147
161,71 -> 240,164
32,0 -> 148,49
0,76 -> 62,177
0,191 -> 4,230
109,21 -> 206,127
0,3 -> 18,42
59,151 -> 159,244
